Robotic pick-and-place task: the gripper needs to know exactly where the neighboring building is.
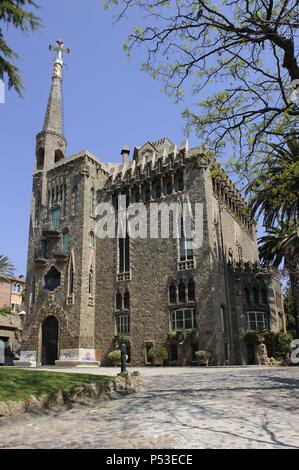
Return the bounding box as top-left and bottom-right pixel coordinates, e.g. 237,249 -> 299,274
0,275 -> 26,312
0,276 -> 25,365
21,41 -> 286,367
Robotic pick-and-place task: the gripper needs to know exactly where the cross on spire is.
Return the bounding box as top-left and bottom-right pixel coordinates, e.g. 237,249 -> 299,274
49,39 -> 70,67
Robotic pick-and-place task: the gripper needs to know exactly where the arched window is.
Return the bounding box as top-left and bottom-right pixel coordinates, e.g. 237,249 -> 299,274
169,283 -> 177,304
119,234 -> 130,274
180,216 -> 193,261
145,188 -> 151,202
54,149 -> 64,163
156,185 -> 161,199
178,280 -> 186,303
90,188 -> 95,216
188,278 -> 195,302
63,184 -> 67,216
63,232 -> 70,255
72,186 -> 78,215
166,181 -> 172,195
88,231 -> 95,248
44,267 -> 61,292
253,287 -> 259,304
244,288 -> 251,304
116,292 -> 122,310
135,191 -> 140,203
68,258 -> 75,296
36,147 -> 45,171
88,268 -> 94,297
32,278 -> 36,305
124,290 -> 130,310
179,177 -> 184,192
261,288 -> 267,304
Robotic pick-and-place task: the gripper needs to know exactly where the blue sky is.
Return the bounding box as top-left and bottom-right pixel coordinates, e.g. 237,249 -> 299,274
0,0 -> 201,275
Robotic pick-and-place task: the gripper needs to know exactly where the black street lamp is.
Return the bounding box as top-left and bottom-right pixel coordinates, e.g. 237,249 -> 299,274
120,342 -> 128,376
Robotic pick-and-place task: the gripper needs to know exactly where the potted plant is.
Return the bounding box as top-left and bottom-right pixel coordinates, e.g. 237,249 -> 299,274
195,350 -> 211,366
148,346 -> 169,366
107,350 -> 121,367
167,331 -> 177,342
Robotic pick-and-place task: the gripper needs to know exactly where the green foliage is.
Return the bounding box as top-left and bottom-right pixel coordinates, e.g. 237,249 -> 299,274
148,346 -> 168,361
114,335 -> 131,348
0,307 -> 12,316
0,369 -> 112,402
283,288 -> 296,336
0,255 -> 14,278
243,331 -> 260,345
106,0 -> 299,165
0,0 -> 41,95
264,331 -> 293,360
107,350 -> 121,365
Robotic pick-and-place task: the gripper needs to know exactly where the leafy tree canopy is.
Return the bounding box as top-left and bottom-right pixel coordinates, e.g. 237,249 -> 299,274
0,0 -> 41,95
106,0 -> 299,170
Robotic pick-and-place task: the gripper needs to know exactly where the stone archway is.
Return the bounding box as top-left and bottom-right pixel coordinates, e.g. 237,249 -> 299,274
41,316 -> 59,365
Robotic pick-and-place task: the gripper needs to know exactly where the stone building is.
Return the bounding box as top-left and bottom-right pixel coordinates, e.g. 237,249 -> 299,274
0,275 -> 25,365
21,41 -> 285,367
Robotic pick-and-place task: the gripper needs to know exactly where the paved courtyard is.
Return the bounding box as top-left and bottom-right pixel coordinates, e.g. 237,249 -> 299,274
0,366 -> 298,449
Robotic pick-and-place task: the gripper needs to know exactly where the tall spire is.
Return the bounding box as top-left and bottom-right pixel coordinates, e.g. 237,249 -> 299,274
42,40 -> 70,135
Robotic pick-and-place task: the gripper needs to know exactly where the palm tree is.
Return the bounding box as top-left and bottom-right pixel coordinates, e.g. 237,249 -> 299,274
248,136 -> 299,228
259,221 -> 299,336
0,255 -> 15,279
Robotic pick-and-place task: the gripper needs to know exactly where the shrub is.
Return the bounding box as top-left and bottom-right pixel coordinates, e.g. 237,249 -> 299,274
195,350 -> 211,360
264,331 -> 293,360
107,350 -> 121,365
148,346 -> 169,362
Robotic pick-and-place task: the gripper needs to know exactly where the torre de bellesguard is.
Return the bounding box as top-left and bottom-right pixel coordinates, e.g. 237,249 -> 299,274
20,41 -> 285,367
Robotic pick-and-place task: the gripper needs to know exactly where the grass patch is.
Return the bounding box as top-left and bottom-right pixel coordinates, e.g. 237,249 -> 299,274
0,369 -> 114,402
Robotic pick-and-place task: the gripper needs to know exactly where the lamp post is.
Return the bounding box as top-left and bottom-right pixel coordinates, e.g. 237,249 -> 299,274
120,342 -> 128,376
18,311 -> 26,326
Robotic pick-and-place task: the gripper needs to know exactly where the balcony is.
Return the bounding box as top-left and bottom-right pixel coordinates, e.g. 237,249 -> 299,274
53,252 -> 68,263
34,255 -> 48,266
42,220 -> 61,239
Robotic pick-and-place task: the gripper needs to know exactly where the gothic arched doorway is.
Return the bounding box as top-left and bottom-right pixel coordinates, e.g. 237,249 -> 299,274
42,316 -> 59,365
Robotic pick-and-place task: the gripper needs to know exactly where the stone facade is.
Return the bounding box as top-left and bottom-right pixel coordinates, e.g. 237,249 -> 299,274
21,48 -> 285,367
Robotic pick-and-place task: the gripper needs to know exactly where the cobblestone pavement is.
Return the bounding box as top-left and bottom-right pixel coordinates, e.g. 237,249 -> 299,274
0,366 -> 298,449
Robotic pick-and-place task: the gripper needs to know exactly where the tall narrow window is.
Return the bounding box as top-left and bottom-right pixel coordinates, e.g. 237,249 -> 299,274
119,234 -> 130,273
63,184 -> 67,216
90,188 -> 95,216
124,290 -> 130,310
244,288 -> 251,304
169,283 -> 177,304
188,278 -> 195,302
68,258 -> 75,296
32,278 -> 36,305
88,231 -> 95,248
180,216 -> 193,261
63,232 -> 70,255
178,280 -> 186,303
52,207 -> 61,231
40,239 -> 47,259
88,268 -> 94,298
178,175 -> 184,192
261,288 -> 267,305
47,191 -> 51,216
72,186 -> 78,215
116,292 -> 122,310
253,287 -> 259,304
145,188 -> 151,202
